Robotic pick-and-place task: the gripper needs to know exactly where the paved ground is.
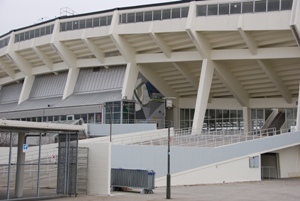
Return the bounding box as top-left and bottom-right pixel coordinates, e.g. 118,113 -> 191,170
1,178 -> 300,200
58,178 -> 300,201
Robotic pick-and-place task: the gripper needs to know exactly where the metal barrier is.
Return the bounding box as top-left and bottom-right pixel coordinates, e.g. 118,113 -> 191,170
111,168 -> 155,194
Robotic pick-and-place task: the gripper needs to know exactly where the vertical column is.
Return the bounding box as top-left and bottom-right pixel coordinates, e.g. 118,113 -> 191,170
18,75 -> 35,104
192,59 -> 214,132
121,63 -> 139,100
173,107 -> 180,129
15,133 -> 26,198
296,83 -> 300,131
243,107 -> 251,133
63,67 -> 80,100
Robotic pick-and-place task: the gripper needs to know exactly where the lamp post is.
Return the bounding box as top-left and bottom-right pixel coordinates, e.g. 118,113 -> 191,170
163,97 -> 175,199
101,103 -> 113,142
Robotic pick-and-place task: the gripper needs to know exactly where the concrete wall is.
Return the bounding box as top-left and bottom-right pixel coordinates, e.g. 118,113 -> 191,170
88,123 -> 157,136
156,156 -> 261,186
277,145 -> 300,178
79,142 -> 111,195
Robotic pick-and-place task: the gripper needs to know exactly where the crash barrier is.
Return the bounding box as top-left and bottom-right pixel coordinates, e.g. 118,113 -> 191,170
111,168 -> 155,194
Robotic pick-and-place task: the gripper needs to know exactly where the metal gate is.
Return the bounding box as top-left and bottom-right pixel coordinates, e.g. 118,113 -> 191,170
77,147 -> 89,194
57,133 -> 78,196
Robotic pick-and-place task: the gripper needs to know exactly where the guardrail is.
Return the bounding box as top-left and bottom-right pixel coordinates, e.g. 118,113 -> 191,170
114,127 -> 291,148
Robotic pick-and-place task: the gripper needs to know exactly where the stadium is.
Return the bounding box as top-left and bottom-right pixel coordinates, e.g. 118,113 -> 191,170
0,0 -> 300,199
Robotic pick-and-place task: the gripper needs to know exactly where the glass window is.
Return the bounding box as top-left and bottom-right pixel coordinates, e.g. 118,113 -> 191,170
219,3 -> 229,15
60,23 -> 66,32
25,31 -> 29,40
181,7 -> 189,17
79,19 -> 86,29
46,26 -> 51,34
101,16 -> 108,25
197,5 -> 207,16
257,109 -> 263,119
230,2 -> 241,14
66,21 -> 72,31
73,21 -> 79,30
223,110 -> 229,118
88,113 -> 95,124
145,11 -> 153,21
242,1 -> 254,13
281,0 -> 293,10
54,115 -> 59,121
230,110 -> 237,118
121,14 -> 127,24
80,114 -> 87,123
255,0 -> 267,12
36,117 -> 42,122
29,30 -> 35,39
153,10 -> 162,20
208,4 -> 218,15
268,0 -> 280,11
136,12 -> 144,22
93,17 -> 100,27
20,32 -> 25,41
114,102 -> 121,112
86,18 -> 93,28
40,27 -> 45,36
172,8 -> 180,18
107,16 -> 112,25
162,9 -> 171,19
48,116 -> 53,121
96,113 -> 102,124
35,28 -> 40,37
127,13 -> 135,23
60,115 -> 66,121
14,34 -> 19,43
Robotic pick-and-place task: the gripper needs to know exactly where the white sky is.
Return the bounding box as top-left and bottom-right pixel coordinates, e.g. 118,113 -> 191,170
0,0 -> 178,36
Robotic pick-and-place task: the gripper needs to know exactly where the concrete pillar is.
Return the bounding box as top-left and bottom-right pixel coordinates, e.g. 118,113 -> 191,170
173,107 -> 180,129
296,82 -> 300,131
15,133 -> 26,198
243,107 -> 251,133
192,59 -> 214,133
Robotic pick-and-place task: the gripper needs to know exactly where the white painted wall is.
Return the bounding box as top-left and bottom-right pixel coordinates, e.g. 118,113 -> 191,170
156,156 -> 261,187
278,145 -> 300,178
78,142 -> 111,195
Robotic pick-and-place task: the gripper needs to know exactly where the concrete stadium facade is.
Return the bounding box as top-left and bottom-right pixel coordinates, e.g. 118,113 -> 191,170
1,0 -> 300,196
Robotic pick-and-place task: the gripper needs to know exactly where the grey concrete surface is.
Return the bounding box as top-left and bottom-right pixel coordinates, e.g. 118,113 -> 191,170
56,178 -> 300,201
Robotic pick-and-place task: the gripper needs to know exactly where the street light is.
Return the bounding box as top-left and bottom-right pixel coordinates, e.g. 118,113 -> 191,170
163,97 -> 176,199
101,103 -> 113,142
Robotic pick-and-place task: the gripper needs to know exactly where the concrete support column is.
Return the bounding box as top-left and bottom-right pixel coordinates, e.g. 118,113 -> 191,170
173,107 -> 180,129
121,63 -> 139,100
243,107 -> 251,133
192,59 -> 214,133
296,83 -> 300,131
15,133 -> 26,198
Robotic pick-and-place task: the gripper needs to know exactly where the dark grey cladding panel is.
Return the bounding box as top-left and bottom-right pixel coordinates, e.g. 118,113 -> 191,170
0,82 -> 23,104
0,102 -> 18,113
56,90 -> 122,107
14,97 -> 63,111
30,72 -> 67,99
74,66 -> 126,93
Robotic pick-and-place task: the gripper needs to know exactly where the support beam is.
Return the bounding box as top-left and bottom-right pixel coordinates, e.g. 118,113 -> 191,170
213,61 -> 249,107
192,59 -> 214,132
290,0 -> 300,47
296,82 -> 300,131
186,1 -> 210,59
51,41 -> 76,68
243,107 -> 251,133
149,26 -> 171,58
121,62 -> 139,100
18,75 -> 35,104
257,60 -> 292,104
172,63 -> 198,90
0,59 -> 15,78
62,67 -> 80,100
15,133 -> 26,198
109,10 -> 136,62
238,15 -> 257,55
32,45 -> 53,70
139,64 -> 178,99
81,30 -> 105,63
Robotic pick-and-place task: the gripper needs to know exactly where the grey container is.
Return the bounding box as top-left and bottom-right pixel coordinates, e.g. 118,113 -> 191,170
111,168 -> 155,193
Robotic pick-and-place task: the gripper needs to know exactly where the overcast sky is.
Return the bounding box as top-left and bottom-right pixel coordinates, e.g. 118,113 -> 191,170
0,0 -> 178,36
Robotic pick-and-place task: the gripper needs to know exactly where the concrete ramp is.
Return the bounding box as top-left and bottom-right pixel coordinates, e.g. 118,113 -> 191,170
112,131 -> 300,186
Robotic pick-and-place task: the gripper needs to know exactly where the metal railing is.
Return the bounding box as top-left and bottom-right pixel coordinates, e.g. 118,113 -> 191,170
113,127 -> 290,148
